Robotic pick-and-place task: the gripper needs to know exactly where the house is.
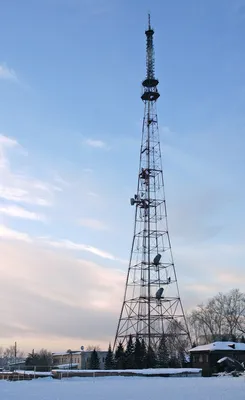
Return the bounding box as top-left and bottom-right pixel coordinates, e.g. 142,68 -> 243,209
190,342 -> 245,375
52,351 -> 82,370
8,359 -> 27,371
52,350 -> 107,370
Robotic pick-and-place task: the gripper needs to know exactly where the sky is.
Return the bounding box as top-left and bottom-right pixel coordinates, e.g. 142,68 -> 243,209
1,0 -> 245,354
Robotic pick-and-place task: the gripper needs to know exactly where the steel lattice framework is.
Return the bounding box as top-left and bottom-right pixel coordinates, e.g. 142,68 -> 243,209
114,15 -> 190,350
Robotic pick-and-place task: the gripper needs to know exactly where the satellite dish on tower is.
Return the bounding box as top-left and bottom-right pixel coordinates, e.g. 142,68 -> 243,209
156,287 -> 164,300
153,254 -> 161,266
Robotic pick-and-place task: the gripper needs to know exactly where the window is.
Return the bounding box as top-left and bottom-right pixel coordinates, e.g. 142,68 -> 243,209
192,355 -> 197,363
199,354 -> 203,363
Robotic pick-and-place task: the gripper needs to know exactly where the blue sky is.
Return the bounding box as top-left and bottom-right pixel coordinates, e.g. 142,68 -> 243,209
1,0 -> 245,352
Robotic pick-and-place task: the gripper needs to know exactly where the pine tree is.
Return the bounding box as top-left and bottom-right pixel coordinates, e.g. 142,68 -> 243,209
25,349 -> 52,372
177,348 -> 187,368
134,337 -> 142,369
105,344 -> 114,370
157,335 -> 169,368
88,349 -> 100,370
146,345 -> 156,368
124,335 -> 135,369
140,339 -> 147,369
115,342 -> 125,369
134,338 -> 148,369
168,355 -> 179,368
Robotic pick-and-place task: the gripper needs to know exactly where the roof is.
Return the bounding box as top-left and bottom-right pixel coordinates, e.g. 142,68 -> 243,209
56,363 -> 79,369
190,342 -> 245,353
8,360 -> 26,366
52,350 -> 107,357
52,351 -> 81,356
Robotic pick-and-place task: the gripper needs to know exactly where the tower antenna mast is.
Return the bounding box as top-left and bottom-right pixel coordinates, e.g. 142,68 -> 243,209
114,15 -> 190,353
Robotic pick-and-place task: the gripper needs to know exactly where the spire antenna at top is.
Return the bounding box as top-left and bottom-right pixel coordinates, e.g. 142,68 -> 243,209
141,13 -> 160,99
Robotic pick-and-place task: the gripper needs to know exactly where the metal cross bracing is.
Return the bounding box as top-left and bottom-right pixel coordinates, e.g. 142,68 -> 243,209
114,15 -> 190,351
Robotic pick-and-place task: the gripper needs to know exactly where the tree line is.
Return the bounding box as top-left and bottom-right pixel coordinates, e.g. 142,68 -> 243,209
2,288 -> 245,372
102,288 -> 245,370
103,334 -> 187,370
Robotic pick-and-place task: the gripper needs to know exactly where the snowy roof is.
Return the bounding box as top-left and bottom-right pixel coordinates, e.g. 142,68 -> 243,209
56,363 -> 79,369
52,350 -> 107,357
190,342 -> 245,353
52,351 -> 81,356
8,359 -> 26,366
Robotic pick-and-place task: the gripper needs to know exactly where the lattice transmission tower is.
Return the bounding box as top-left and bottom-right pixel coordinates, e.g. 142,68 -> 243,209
114,15 -> 190,351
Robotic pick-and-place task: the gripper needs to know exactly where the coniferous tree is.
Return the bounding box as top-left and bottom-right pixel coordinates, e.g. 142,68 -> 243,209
25,349 -> 53,372
157,335 -> 169,368
146,345 -> 156,368
177,347 -> 187,368
105,344 -> 114,370
115,342 -> 125,369
88,349 -> 100,370
168,355 -> 179,368
124,335 -> 135,369
140,339 -> 147,369
134,337 -> 142,369
134,338 -> 148,369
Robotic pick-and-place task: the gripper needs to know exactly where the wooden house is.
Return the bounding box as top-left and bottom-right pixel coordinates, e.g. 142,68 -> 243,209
190,342 -> 245,375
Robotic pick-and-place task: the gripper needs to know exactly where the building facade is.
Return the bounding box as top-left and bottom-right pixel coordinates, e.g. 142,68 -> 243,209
52,350 -> 107,370
190,342 -> 245,375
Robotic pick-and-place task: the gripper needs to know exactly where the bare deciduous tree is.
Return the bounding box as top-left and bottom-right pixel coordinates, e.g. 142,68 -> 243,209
188,289 -> 245,344
86,345 -> 101,351
0,345 -> 25,369
162,320 -> 190,366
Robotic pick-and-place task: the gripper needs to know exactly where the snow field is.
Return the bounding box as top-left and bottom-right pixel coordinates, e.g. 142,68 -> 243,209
1,376 -> 245,400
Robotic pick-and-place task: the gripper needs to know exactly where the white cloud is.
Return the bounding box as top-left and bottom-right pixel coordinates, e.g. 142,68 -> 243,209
0,134 -> 17,169
0,240 -> 125,351
0,135 -> 18,147
0,134 -> 56,207
0,183 -> 52,207
53,172 -> 70,187
2,229 -> 245,352
85,139 -> 107,148
0,224 -> 122,262
0,205 -> 45,221
79,218 -> 108,231
46,239 -> 116,260
87,191 -> 99,198
0,64 -> 17,81
0,225 -> 32,242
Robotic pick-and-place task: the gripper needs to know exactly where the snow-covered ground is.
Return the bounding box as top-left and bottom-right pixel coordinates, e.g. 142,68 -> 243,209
0,376 -> 245,399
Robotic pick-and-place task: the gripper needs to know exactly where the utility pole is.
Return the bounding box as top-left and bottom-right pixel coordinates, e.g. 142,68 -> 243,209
14,341 -> 17,371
